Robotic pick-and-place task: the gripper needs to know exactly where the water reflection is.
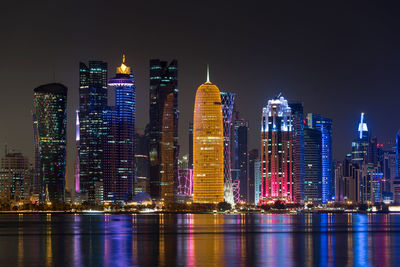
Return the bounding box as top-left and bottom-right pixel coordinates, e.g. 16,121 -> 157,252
1,213 -> 400,266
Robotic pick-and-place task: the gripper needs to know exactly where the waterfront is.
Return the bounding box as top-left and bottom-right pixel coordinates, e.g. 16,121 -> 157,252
1,213 -> 400,267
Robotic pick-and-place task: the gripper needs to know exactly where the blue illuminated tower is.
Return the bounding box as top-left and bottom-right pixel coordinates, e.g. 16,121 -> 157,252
396,130 -> 400,177
304,127 -> 322,203
220,92 -> 235,204
307,113 -> 333,203
352,113 -> 369,164
103,55 -> 136,202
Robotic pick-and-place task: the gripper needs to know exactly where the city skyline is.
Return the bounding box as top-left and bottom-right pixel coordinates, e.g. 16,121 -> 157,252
2,2 -> 400,194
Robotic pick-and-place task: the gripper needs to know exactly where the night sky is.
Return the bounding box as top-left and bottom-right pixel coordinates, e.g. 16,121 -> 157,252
1,1 -> 400,190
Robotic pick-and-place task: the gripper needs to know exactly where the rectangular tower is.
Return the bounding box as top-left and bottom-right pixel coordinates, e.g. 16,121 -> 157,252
148,59 -> 178,203
79,61 -> 108,203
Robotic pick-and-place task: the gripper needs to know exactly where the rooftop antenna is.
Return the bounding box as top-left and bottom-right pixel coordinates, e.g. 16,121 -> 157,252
277,92 -> 282,99
206,64 -> 210,83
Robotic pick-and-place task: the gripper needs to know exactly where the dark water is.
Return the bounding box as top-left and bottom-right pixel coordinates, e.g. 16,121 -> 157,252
1,213 -> 400,267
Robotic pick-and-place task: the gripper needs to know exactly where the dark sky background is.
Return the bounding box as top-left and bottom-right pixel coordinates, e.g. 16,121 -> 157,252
1,0 -> 400,190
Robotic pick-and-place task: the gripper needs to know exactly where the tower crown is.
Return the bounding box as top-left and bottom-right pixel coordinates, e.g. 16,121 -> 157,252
117,54 -> 131,74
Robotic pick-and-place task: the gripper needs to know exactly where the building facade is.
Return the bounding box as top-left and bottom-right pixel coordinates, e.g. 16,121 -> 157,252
307,113 -> 333,203
0,150 -> 32,204
78,61 -> 108,203
33,83 -> 68,203
260,96 -> 293,203
148,59 -> 178,203
304,127 -> 322,203
193,72 -> 224,203
103,56 -> 136,202
232,118 -> 248,202
220,92 -> 235,204
290,103 -> 305,204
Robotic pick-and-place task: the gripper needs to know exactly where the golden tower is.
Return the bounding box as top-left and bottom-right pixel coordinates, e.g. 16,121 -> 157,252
193,66 -> 224,203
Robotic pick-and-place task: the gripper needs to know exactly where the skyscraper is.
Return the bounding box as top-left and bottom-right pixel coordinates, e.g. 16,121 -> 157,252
78,61 -> 108,203
135,133 -> 150,195
193,69 -> 224,203
260,96 -> 293,203
290,103 -> 305,203
188,122 -> 193,169
103,55 -> 136,202
397,130 -> 400,177
33,83 -> 68,203
254,159 -> 261,205
304,127 -> 322,203
220,92 -> 235,204
148,59 -> 178,203
307,113 -> 333,203
352,113 -> 369,164
232,118 -> 248,202
248,149 -> 258,204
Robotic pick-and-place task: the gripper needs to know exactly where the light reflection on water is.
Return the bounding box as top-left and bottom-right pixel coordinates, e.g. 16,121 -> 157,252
1,213 -> 400,266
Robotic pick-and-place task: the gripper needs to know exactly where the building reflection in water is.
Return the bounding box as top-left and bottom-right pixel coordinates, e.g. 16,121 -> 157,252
5,213 -> 400,266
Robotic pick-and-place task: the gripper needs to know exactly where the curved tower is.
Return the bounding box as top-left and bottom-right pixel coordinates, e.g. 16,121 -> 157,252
193,68 -> 224,203
33,83 -> 68,203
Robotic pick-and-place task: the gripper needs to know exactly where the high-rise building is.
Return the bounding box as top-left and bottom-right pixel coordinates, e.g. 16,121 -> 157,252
335,158 -> 360,203
254,159 -> 261,205
220,92 -> 235,204
0,149 -> 32,204
232,118 -> 248,202
260,96 -> 293,203
396,130 -> 400,177
135,133 -> 150,195
248,149 -> 259,204
188,122 -> 193,169
78,61 -> 108,203
33,83 -> 67,203
290,103 -> 305,203
103,55 -> 136,202
352,113 -> 370,164
75,110 -> 80,195
307,113 -> 333,203
148,59 -> 178,203
193,69 -> 224,203
304,127 -> 322,203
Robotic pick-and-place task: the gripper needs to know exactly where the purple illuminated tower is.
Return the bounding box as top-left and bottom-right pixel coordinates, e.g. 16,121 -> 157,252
75,110 -> 80,194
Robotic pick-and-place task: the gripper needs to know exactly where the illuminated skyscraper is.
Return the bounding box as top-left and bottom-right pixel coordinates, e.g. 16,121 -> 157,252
78,61 -> 108,203
352,113 -> 369,164
148,59 -> 178,203
397,130 -> 400,177
290,103 -> 305,203
304,127 -> 322,203
188,122 -> 193,169
103,55 -> 136,202
260,96 -> 293,203
232,117 -> 248,202
33,83 -> 67,203
307,113 -> 333,203
193,68 -> 224,203
248,149 -> 258,204
135,133 -> 150,195
75,110 -> 80,194
220,92 -> 235,204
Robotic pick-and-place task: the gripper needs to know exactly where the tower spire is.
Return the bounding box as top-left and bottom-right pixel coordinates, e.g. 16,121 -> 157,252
206,64 -> 210,83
